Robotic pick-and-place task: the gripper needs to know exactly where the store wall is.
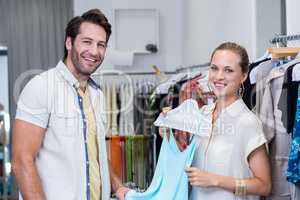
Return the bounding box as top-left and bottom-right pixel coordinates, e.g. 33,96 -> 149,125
0,0 -> 73,117
286,0 -> 300,47
183,0 -> 283,65
255,0 -> 283,58
74,0 -> 184,72
183,0 -> 256,65
0,1 -> 7,44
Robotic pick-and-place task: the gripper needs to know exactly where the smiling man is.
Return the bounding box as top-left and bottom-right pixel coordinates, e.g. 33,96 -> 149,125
12,9 -> 129,200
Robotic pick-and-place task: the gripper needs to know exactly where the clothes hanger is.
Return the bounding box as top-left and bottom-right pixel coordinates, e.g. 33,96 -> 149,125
267,47 -> 300,59
152,65 -> 168,82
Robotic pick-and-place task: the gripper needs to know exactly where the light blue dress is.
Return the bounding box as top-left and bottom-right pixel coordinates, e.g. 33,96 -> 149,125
125,132 -> 196,200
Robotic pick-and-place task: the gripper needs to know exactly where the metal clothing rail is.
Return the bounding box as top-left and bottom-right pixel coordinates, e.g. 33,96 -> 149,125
93,63 -> 210,77
176,62 -> 210,73
93,71 -> 176,76
270,34 -> 300,46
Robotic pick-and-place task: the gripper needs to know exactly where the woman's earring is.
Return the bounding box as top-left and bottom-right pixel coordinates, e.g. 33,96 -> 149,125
238,83 -> 245,98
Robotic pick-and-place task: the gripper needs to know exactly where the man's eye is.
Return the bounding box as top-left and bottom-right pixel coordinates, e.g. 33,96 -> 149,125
83,41 -> 91,44
98,43 -> 106,48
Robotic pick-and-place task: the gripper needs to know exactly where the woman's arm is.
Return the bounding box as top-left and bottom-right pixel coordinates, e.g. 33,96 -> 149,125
186,144 -> 271,196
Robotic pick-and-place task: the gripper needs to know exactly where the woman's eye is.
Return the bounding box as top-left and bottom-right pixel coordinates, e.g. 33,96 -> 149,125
225,69 -> 233,73
210,66 -> 218,71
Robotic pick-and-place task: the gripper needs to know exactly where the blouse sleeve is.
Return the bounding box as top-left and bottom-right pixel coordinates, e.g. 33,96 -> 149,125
238,115 -> 267,162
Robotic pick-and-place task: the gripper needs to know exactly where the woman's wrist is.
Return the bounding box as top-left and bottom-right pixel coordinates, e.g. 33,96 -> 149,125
212,174 -> 220,187
234,179 -> 247,196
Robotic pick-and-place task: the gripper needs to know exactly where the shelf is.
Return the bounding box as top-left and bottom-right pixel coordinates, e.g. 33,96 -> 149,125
114,8 -> 159,54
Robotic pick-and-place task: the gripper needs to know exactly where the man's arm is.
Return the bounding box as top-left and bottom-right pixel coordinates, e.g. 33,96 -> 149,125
12,119 -> 46,200
109,161 -> 123,192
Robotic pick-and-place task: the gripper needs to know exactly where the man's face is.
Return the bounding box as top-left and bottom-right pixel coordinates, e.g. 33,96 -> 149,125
66,22 -> 107,77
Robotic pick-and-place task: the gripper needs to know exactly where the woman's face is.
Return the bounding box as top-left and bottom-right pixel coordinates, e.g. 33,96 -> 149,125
208,50 -> 247,100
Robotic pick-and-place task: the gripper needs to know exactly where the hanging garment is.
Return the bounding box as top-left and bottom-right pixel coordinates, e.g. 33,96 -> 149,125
154,99 -> 208,136
119,83 -> 135,135
245,57 -> 274,110
133,86 -> 144,135
132,135 -> 145,189
111,83 -> 118,135
292,63 -> 300,81
253,60 -> 273,115
287,85 -> 300,183
125,136 -> 133,182
104,83 -> 112,135
110,136 -> 124,182
278,64 -> 300,134
125,132 -> 196,200
259,57 -> 300,200
249,57 -> 272,84
144,135 -> 156,188
125,83 -> 135,135
292,185 -> 300,200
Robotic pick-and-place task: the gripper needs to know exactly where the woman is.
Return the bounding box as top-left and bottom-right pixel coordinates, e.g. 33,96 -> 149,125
162,42 -> 271,199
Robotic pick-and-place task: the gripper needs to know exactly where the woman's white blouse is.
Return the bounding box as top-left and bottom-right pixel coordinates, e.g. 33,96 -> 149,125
190,99 -> 267,200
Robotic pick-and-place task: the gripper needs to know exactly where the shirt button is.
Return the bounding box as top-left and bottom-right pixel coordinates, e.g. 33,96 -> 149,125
87,183 -> 90,186
86,161 -> 89,165
279,67 -> 284,72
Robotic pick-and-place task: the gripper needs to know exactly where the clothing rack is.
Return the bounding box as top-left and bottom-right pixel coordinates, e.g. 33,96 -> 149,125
176,62 -> 210,73
106,134 -> 157,190
0,112 -> 10,200
93,62 -> 210,77
93,71 -> 176,76
270,34 -> 300,46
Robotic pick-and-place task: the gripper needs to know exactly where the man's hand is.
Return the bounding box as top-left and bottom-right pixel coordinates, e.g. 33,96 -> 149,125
116,186 -> 131,200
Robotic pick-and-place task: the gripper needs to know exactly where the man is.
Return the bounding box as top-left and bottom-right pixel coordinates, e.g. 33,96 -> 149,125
12,9 -> 130,200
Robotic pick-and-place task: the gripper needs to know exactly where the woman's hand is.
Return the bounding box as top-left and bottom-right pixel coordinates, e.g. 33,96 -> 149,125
162,106 -> 172,115
158,107 -> 172,138
159,106 -> 191,151
185,167 -> 219,187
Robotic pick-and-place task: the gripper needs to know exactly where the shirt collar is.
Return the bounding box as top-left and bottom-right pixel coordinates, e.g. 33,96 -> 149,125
56,60 -> 101,90
203,98 -> 246,118
266,57 -> 300,83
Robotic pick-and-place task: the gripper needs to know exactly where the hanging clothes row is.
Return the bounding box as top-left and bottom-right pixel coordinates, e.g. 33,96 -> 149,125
247,43 -> 300,200
106,134 -> 156,191
154,65 -> 214,108
92,73 -> 164,136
